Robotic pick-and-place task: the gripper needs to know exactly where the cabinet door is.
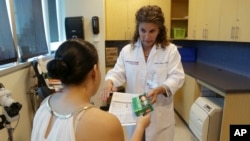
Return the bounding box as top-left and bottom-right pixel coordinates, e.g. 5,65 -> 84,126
194,0 -> 206,40
188,0 -> 220,40
187,0 -> 200,39
150,0 -> 171,38
204,0 -> 220,40
105,0 -> 127,40
219,0 -> 250,42
188,0 -> 206,40
174,74 -> 200,124
236,0 -> 250,41
106,0 -> 171,40
127,0 -> 149,40
219,0 -> 238,41
187,0 -> 196,39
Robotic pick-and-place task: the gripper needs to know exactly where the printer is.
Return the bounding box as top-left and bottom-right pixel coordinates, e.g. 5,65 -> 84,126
189,97 -> 224,141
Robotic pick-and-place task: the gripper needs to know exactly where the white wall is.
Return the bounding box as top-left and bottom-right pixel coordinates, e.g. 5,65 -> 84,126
0,65 -> 34,141
64,0 -> 106,107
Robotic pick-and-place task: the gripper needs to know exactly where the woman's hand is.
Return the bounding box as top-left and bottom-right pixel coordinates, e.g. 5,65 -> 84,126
146,86 -> 166,104
101,79 -> 117,101
136,113 -> 151,129
131,113 -> 151,141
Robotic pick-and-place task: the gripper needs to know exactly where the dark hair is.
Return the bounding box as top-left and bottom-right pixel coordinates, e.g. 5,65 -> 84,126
47,39 -> 98,85
131,5 -> 169,48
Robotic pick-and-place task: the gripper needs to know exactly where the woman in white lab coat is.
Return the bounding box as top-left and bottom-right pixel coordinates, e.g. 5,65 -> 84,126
102,5 -> 185,141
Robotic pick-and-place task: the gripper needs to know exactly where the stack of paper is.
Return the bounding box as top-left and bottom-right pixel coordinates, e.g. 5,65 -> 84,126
108,92 -> 141,126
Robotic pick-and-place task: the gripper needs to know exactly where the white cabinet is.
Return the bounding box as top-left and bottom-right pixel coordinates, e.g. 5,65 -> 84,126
219,0 -> 250,42
188,0 -> 220,40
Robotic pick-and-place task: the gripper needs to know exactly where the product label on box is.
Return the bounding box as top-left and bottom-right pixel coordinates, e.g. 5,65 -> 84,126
132,94 -> 153,116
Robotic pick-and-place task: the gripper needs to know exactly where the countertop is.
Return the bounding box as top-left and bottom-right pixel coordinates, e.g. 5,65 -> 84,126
182,62 -> 250,93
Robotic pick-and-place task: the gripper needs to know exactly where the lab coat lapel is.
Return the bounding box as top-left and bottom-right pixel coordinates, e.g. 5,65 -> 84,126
135,40 -> 146,61
149,45 -> 157,60
135,40 -> 158,62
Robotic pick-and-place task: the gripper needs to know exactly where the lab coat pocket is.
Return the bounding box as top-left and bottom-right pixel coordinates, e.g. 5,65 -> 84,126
157,94 -> 172,106
155,96 -> 175,128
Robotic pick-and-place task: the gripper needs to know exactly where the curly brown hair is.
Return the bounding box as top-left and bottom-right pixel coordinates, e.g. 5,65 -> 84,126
131,5 -> 169,48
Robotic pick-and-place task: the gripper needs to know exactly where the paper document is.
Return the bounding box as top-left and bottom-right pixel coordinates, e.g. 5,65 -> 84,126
108,92 -> 141,126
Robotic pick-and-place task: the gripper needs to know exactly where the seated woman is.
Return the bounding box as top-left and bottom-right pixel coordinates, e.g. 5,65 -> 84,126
31,39 -> 150,141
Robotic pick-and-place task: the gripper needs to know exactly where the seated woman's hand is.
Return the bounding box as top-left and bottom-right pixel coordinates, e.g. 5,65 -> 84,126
136,113 -> 151,129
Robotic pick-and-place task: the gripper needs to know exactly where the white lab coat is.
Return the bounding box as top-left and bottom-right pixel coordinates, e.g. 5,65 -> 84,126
105,40 -> 185,141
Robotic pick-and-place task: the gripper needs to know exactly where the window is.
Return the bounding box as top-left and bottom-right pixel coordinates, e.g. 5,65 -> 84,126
45,0 -> 66,52
47,0 -> 59,42
0,0 -> 62,67
13,0 -> 49,62
0,0 -> 18,65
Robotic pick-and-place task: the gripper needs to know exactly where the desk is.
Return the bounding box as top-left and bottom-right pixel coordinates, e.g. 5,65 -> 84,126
46,78 -> 63,92
182,62 -> 250,141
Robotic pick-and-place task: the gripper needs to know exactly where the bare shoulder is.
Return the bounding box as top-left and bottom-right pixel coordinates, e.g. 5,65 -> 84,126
75,107 -> 124,141
89,108 -> 122,127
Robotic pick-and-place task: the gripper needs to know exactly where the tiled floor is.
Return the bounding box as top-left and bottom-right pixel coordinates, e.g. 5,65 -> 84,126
174,112 -> 198,141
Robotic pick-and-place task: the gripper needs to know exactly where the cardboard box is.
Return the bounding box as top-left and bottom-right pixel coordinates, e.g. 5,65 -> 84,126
105,47 -> 118,67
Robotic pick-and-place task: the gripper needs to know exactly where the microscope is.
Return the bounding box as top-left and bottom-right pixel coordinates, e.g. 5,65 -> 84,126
0,83 -> 22,141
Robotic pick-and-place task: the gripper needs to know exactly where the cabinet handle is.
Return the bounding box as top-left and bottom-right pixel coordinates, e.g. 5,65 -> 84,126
205,29 -> 208,39
193,30 -> 196,39
235,26 -> 239,40
202,29 -> 205,39
231,26 -> 235,39
202,28 -> 208,39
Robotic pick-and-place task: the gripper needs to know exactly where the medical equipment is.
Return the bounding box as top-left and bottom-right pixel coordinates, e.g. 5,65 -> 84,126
189,97 -> 223,141
0,83 -> 22,141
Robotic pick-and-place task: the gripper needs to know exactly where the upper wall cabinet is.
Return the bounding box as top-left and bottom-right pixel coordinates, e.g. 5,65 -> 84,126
126,0 -> 149,40
188,0 -> 220,40
219,0 -> 250,42
105,0 -> 170,40
105,0 -> 128,40
150,0 -> 171,39
187,0 -> 197,40
106,0 -> 250,42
